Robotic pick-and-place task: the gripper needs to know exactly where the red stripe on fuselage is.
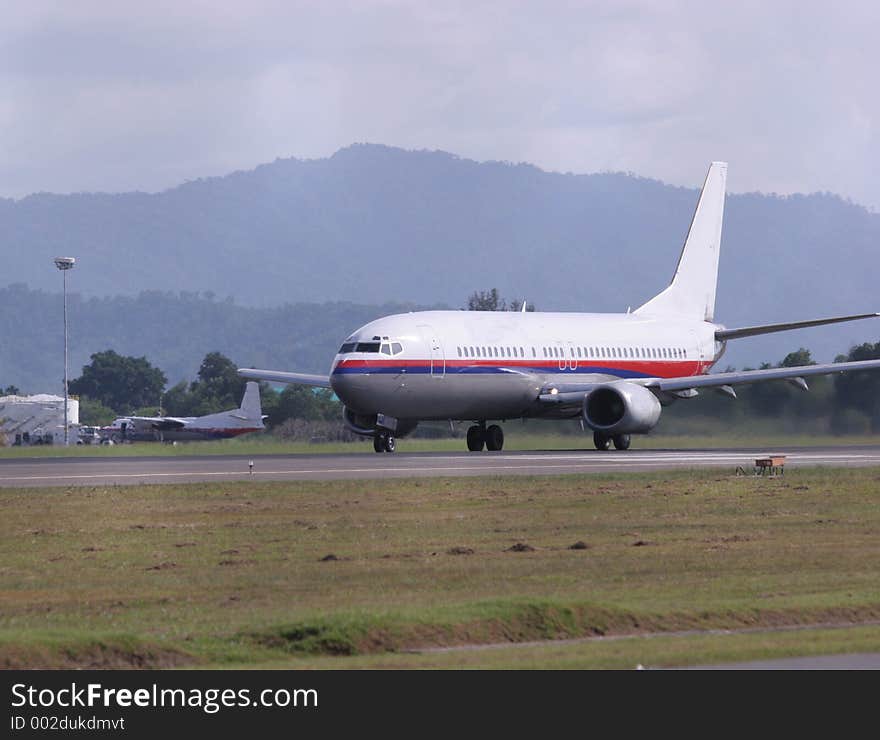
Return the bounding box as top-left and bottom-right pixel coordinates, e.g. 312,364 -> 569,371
334,358 -> 711,378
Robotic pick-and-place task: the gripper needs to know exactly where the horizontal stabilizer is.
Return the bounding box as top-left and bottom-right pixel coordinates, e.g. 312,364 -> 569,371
238,368 -> 332,388
716,313 -> 880,341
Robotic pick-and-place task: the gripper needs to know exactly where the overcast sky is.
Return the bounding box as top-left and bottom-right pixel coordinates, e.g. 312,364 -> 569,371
1,1 -> 877,208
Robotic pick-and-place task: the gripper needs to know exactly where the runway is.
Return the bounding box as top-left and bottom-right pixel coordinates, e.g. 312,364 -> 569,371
1,445 -> 879,487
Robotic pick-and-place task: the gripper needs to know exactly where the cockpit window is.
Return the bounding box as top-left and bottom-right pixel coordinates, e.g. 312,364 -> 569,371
391,342 -> 403,355
339,342 -> 356,354
355,342 -> 381,353
380,343 -> 391,355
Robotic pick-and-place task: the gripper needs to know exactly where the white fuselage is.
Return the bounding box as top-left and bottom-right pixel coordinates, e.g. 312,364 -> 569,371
329,310 -> 722,423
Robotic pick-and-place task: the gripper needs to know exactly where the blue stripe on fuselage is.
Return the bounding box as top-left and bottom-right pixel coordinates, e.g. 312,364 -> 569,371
331,364 -> 655,379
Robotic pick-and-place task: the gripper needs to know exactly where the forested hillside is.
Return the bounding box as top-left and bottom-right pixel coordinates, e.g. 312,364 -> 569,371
2,144 -> 877,369
0,284 -> 438,392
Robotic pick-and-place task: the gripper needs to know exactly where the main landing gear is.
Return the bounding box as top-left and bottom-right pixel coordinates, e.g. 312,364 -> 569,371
466,422 -> 504,452
593,431 -> 631,451
373,433 -> 396,453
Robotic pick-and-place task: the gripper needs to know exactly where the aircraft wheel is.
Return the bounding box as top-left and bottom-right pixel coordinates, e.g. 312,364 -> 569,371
383,435 -> 396,453
485,424 -> 504,451
466,425 -> 485,452
593,431 -> 612,451
373,435 -> 385,453
612,434 -> 631,451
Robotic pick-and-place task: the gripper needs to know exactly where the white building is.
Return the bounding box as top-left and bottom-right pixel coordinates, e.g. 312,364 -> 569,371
0,394 -> 79,446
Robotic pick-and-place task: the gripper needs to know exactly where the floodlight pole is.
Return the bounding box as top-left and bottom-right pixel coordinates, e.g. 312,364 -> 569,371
54,257 -> 76,446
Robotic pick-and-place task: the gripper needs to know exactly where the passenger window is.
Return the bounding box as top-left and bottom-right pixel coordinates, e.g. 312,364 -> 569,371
457,347 -> 462,357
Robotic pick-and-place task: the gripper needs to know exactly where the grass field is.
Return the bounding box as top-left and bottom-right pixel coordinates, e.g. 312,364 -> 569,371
0,431 -> 877,458
2,467 -> 880,669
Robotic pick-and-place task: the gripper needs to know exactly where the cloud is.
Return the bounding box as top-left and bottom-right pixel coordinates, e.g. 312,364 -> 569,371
1,0 -> 877,208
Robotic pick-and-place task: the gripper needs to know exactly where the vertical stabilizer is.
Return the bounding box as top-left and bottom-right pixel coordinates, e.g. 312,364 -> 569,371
635,161 -> 727,321
239,381 -> 263,421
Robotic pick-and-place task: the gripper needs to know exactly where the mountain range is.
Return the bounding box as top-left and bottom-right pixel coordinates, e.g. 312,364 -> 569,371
2,144 -> 878,390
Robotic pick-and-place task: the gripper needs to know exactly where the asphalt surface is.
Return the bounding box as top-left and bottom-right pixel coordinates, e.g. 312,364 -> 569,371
1,445 -> 879,487
684,652 -> 880,670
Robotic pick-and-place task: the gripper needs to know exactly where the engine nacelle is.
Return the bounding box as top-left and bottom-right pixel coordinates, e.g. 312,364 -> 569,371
582,383 -> 662,435
342,407 -> 418,437
343,407 -> 378,436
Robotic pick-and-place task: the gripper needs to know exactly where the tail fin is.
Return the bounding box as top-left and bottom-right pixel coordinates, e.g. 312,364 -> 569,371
239,381 -> 263,421
635,161 -> 727,321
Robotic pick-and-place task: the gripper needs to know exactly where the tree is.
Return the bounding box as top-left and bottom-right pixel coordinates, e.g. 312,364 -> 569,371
162,352 -> 248,416
507,298 -> 536,312
195,352 -> 245,409
780,348 -> 815,368
78,397 -> 117,426
467,288 -> 505,311
833,341 -> 880,432
2,385 -> 20,396
268,386 -> 341,428
466,289 -> 536,312
69,350 -> 167,414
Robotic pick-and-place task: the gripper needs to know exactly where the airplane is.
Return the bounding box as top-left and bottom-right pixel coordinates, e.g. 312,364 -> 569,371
239,162 -> 880,453
101,381 -> 265,443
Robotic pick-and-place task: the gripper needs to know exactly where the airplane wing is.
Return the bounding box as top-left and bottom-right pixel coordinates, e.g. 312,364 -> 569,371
538,358 -> 880,404
148,417 -> 188,431
715,312 -> 879,341
646,358 -> 880,392
128,416 -> 188,430
238,368 -> 332,388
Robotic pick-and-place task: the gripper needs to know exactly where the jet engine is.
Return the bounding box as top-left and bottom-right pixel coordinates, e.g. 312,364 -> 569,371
342,407 -> 418,437
582,383 -> 662,435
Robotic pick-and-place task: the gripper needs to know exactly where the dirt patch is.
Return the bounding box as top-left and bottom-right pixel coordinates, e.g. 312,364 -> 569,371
632,540 -> 653,547
0,641 -> 195,670
447,547 -> 474,555
507,543 -> 536,552
145,562 -> 177,571
218,559 -> 256,567
704,535 -> 752,544
81,546 -> 104,552
174,542 -> 197,548
319,554 -> 338,562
